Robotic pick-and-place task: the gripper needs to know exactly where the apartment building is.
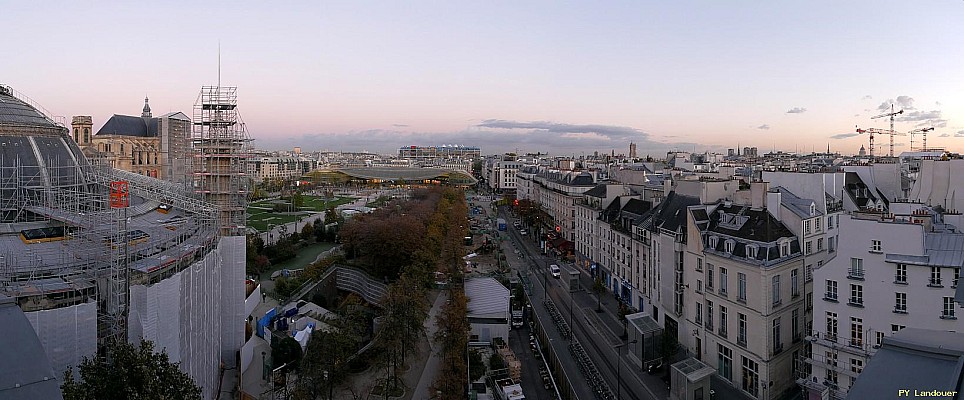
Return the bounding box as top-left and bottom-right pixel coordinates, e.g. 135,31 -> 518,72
801,204 -> 964,399
484,158 -> 521,192
684,200 -> 805,400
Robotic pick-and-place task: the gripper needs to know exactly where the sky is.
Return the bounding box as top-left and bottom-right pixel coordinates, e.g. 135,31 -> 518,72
5,1 -> 964,156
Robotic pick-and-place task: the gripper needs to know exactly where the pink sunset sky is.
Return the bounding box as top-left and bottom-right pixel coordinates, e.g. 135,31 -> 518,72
5,1 -> 964,155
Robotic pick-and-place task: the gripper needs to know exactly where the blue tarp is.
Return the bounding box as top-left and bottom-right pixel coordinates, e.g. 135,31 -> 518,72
257,307 -> 278,338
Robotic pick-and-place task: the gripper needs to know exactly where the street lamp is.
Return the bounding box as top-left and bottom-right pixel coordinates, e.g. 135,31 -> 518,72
614,339 -> 638,400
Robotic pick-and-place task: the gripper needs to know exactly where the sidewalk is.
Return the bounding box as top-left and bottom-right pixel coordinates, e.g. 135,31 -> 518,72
411,290 -> 449,400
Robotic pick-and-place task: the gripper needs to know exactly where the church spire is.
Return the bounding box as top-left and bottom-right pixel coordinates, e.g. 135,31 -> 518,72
142,96 -> 152,118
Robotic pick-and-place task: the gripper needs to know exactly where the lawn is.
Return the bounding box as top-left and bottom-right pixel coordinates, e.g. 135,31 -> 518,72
247,208 -> 306,232
300,195 -> 355,211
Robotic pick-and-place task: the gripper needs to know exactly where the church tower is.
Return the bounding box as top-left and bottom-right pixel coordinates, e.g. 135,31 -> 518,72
70,115 -> 93,149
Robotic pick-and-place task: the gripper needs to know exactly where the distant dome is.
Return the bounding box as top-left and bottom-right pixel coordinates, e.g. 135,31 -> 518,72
0,85 -> 94,223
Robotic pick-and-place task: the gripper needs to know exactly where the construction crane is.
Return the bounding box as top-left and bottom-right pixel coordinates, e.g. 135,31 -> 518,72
907,127 -> 934,152
871,105 -> 904,157
857,127 -> 905,157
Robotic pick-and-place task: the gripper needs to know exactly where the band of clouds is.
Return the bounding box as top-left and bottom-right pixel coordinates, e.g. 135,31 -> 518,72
875,95 -> 946,128
757,124 -> 770,130
786,107 -> 807,114
270,119 -> 720,154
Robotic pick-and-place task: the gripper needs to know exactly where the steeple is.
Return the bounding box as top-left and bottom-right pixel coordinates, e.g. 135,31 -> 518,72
141,96 -> 152,118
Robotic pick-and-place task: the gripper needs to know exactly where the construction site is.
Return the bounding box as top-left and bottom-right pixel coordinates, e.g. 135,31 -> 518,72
0,84 -> 248,399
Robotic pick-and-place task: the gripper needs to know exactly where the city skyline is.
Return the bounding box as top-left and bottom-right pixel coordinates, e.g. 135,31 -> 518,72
6,1 -> 964,155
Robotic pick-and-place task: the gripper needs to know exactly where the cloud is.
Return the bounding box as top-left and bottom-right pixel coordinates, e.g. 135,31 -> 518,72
939,133 -> 950,137
854,114 -> 861,117
476,119 -> 644,141
831,132 -> 861,139
862,95 -> 873,100
391,124 -> 409,128
786,107 -> 807,114
877,95 -> 916,112
936,101 -> 942,107
256,119 -> 721,155
956,131 -> 964,138
757,124 -> 770,130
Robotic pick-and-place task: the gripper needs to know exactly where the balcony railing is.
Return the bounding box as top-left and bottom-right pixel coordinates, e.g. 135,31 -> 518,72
929,278 -> 943,288
847,270 -> 864,280
824,292 -> 838,302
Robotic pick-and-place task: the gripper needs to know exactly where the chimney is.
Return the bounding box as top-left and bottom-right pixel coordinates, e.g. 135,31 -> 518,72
751,181 -> 769,209
767,190 -> 782,220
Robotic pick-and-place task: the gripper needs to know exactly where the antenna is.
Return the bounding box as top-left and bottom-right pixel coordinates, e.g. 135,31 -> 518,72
218,41 -> 221,87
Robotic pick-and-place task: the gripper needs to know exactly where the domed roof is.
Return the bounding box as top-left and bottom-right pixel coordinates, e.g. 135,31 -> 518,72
0,86 -> 60,130
0,86 -> 94,224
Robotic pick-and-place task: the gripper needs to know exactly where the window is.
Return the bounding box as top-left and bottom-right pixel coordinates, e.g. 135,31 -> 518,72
72,128 -> 78,142
696,279 -> 703,294
696,257 -> 703,272
849,284 -> 863,306
849,258 -> 864,279
780,241 -> 790,257
719,267 -> 728,296
738,313 -> 747,345
709,236 -> 719,248
741,356 -> 759,397
792,309 -> 800,341
943,297 -> 956,319
804,220 -> 812,234
772,275 -> 781,305
825,280 -> 838,301
806,241 -> 813,254
817,238 -> 824,251
83,128 -> 89,143
891,324 -> 905,334
825,351 -> 839,387
738,272 -> 747,302
791,269 -> 800,297
747,245 -> 757,259
696,302 -> 703,325
718,345 -> 733,381
773,317 -> 782,353
706,300 -> 714,330
707,264 -> 714,290
930,267 -> 943,287
895,264 -> 907,284
871,240 -> 881,252
895,292 -> 907,313
724,240 -> 734,253
719,305 -> 728,336
815,217 -> 822,231
806,264 -> 814,282
826,312 -> 838,341
954,268 -> 960,288
850,359 -> 864,388
828,215 -> 834,229
850,317 -> 863,347
829,236 -> 836,253
876,332 -> 884,347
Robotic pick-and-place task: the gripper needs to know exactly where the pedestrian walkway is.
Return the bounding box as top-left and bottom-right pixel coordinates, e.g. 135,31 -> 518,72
411,290 -> 449,400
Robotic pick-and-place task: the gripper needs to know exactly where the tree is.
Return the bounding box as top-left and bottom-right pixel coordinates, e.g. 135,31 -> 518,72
300,222 -> 315,242
592,276 -> 606,313
61,339 -> 201,400
272,336 -> 303,373
468,350 -> 486,382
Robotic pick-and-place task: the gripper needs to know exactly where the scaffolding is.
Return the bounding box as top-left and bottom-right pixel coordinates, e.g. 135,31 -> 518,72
192,86 -> 251,237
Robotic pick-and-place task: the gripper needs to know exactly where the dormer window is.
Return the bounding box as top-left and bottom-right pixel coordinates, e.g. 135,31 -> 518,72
780,240 -> 790,257
747,245 -> 758,259
708,235 -> 719,249
810,203 -> 816,216
724,239 -> 735,254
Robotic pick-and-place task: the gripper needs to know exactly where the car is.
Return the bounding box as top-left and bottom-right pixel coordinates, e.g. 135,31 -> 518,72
549,264 -> 561,278
519,230 -> 527,236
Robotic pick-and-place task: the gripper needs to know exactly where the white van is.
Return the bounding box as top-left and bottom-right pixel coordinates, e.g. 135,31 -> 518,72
549,264 -> 561,278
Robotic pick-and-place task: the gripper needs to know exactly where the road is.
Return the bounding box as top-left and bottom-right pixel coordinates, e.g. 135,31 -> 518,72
499,205 -> 669,400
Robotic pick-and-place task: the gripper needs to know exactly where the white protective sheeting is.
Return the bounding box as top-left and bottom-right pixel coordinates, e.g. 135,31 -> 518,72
219,236 -> 245,365
25,301 -> 97,376
126,236 -> 244,400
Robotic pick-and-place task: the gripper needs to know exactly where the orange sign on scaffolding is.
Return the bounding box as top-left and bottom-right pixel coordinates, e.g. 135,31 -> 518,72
109,181 -> 129,208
